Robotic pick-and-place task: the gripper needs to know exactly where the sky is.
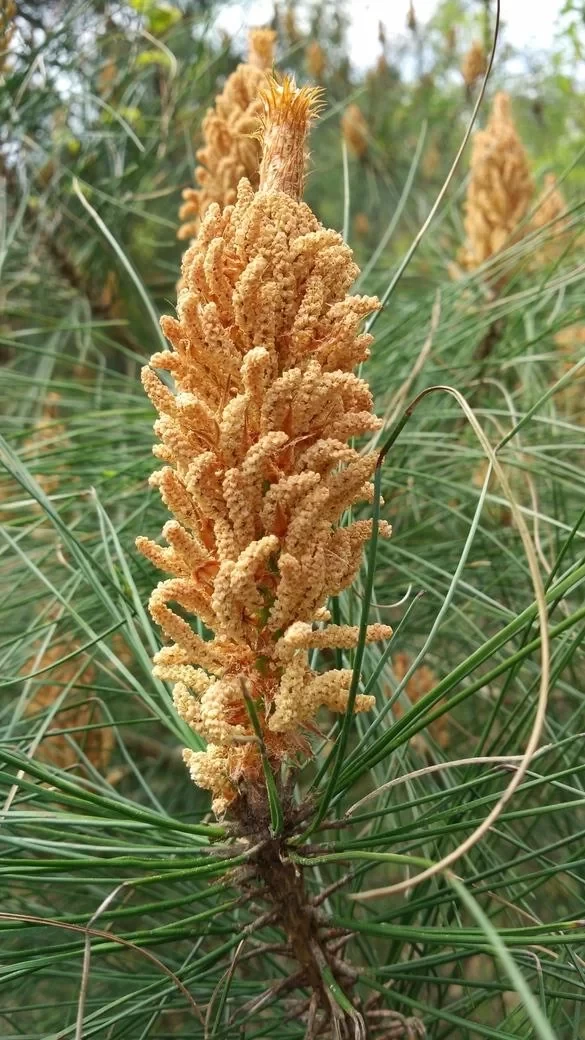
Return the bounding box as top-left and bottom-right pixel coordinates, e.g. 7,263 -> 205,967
214,0 -> 567,70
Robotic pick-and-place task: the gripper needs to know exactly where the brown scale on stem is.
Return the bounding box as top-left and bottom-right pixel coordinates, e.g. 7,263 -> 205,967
225,786 -> 425,1037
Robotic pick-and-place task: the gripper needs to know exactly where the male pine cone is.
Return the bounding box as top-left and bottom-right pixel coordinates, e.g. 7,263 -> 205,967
138,77 -> 391,815
177,28 -> 276,243
458,91 -> 534,272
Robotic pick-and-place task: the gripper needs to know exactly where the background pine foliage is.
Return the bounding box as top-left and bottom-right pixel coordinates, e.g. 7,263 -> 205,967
1,1 -> 585,1037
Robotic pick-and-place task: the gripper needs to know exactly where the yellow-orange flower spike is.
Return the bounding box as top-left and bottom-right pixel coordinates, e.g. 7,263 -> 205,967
391,652 -> 449,754
248,27 -> 277,69
139,77 -> 391,815
422,141 -> 440,179
531,173 -> 569,264
354,212 -> 370,238
458,92 -> 534,273
341,103 -> 368,159
554,324 -> 585,419
177,28 -> 277,243
305,40 -> 326,80
461,40 -> 486,88
258,76 -> 323,200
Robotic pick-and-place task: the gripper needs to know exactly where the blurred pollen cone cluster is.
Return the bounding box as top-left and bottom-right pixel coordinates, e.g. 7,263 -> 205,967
341,103 -> 369,159
354,212 -> 370,238
422,140 -> 440,179
305,40 -> 326,80
0,0 -> 15,74
23,392 -> 67,498
457,92 -> 534,273
461,40 -> 487,89
283,3 -> 300,45
455,94 -> 571,281
554,324 -> 585,418
139,77 -> 391,814
24,643 -> 116,774
177,28 -> 276,243
0,392 -> 82,524
532,173 -> 569,263
98,58 -> 117,95
391,652 -> 449,754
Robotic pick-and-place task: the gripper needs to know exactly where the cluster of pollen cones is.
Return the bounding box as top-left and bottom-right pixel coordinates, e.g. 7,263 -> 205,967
177,29 -> 277,243
138,72 -> 392,814
457,91 -> 569,277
